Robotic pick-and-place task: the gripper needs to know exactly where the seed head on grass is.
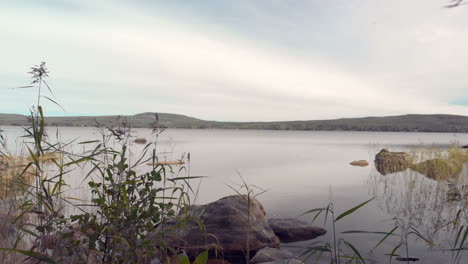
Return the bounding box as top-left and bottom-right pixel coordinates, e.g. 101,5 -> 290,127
29,62 -> 49,84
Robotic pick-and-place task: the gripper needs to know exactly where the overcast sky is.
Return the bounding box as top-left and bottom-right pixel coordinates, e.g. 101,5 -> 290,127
1,0 -> 468,121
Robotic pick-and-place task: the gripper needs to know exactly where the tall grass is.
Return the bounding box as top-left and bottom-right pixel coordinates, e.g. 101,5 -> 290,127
0,63 -> 207,264
365,145 -> 468,263
228,173 -> 268,264
301,196 -> 374,264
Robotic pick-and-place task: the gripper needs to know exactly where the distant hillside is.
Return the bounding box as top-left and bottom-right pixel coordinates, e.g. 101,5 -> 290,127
1,113 -> 468,133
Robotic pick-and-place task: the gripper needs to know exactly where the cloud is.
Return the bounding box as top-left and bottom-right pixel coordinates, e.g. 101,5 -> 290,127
0,0 -> 467,121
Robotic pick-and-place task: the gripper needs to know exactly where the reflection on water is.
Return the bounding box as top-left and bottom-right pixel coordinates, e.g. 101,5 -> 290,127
370,152 -> 468,258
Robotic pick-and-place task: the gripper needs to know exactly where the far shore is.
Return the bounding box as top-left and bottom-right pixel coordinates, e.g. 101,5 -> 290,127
1,112 -> 468,133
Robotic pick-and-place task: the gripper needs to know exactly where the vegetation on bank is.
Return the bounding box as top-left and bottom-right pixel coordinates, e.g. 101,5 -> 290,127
0,63 -> 206,264
1,113 -> 468,133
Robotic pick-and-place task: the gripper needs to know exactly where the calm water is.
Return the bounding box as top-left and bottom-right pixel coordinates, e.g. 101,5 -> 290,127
1,126 -> 467,263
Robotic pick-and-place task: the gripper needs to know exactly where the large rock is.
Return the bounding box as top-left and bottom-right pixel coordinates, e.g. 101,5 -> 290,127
410,158 -> 463,181
268,218 -> 326,243
161,195 -> 280,254
374,149 -> 411,175
250,247 -> 295,264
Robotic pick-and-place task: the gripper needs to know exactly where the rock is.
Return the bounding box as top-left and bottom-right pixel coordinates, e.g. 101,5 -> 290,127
261,259 -> 303,264
159,195 -> 280,255
374,149 -> 411,175
410,158 -> 463,181
349,160 -> 369,167
395,257 -> 420,262
134,138 -> 147,144
268,218 -> 326,243
250,247 -> 295,264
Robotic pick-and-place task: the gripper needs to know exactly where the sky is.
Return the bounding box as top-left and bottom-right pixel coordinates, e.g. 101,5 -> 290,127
1,0 -> 468,121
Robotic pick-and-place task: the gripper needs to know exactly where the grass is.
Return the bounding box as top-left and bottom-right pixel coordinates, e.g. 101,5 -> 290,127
368,145 -> 468,263
0,62 -> 209,264
298,145 -> 468,264
301,197 -> 374,264
227,174 -> 268,264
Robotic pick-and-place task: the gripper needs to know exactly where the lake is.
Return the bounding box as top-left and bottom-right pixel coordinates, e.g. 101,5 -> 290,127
1,126 -> 467,263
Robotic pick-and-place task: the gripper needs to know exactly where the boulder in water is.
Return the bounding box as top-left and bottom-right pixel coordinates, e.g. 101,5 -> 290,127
267,218 -> 327,243
156,195 -> 280,255
250,247 -> 295,264
374,149 -> 411,175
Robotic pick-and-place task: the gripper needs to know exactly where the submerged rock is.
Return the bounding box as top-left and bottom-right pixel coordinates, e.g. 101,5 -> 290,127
250,247 -> 295,264
158,195 -> 280,255
267,218 -> 327,243
134,138 -> 147,144
374,149 -> 411,175
395,256 -> 420,262
350,160 -> 369,167
410,158 -> 463,181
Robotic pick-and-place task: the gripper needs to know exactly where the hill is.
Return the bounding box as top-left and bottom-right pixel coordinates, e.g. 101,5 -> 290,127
1,113 -> 468,133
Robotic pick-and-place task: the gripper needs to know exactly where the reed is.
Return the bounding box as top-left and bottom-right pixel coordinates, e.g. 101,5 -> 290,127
0,62 -> 208,264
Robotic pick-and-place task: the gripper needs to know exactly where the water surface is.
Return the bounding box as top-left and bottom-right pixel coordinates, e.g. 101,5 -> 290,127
1,127 -> 467,263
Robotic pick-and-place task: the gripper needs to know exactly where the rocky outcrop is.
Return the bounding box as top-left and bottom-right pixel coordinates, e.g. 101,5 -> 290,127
250,247 -> 295,264
349,160 -> 369,167
162,195 -> 280,254
149,196 -> 328,263
268,218 -> 326,243
374,149 -> 411,175
410,158 -> 463,180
